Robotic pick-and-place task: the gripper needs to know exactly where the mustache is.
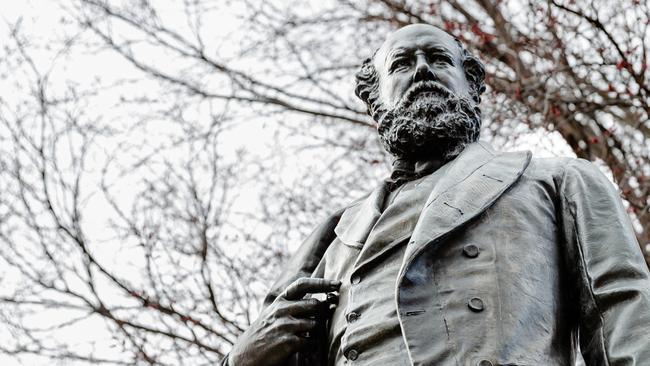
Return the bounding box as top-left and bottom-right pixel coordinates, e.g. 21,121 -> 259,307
397,81 -> 453,110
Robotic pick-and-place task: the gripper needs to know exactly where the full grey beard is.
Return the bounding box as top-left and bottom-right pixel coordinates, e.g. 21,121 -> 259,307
377,86 -> 482,161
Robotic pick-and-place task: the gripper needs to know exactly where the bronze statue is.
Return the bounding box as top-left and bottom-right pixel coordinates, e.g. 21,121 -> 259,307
225,24 -> 650,366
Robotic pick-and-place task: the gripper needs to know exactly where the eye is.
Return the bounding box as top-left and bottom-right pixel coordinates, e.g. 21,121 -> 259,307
429,54 -> 454,66
390,58 -> 410,72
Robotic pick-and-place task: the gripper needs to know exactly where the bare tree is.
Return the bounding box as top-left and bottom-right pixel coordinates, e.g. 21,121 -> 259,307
0,7 -> 280,364
0,0 -> 648,364
69,0 -> 650,257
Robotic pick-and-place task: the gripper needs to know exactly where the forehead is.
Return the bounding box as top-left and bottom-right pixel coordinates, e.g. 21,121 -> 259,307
375,25 -> 461,69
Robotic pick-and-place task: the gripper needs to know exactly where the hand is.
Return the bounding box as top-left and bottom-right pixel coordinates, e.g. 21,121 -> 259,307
228,278 -> 340,366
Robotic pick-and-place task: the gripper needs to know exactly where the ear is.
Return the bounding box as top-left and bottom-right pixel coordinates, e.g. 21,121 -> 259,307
355,56 -> 385,122
463,56 -> 486,99
355,57 -> 377,104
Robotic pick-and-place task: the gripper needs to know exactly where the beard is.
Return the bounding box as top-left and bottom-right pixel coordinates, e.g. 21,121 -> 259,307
376,81 -> 482,161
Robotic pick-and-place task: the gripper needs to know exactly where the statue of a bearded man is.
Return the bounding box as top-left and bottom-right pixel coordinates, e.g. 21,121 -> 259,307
225,24 -> 650,366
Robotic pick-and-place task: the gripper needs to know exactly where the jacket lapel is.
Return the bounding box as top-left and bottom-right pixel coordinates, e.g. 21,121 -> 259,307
400,142 -> 532,277
351,164 -> 449,273
334,183 -> 390,249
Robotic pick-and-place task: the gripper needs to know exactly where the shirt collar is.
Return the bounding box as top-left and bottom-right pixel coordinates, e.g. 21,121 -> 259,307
386,156 -> 445,189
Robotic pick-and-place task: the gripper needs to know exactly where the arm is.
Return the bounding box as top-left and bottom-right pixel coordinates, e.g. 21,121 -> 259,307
260,208 -> 344,308
560,159 -> 650,365
222,208 -> 344,366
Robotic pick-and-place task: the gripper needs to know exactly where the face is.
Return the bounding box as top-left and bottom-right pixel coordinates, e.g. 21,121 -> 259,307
374,24 -> 472,109
372,25 -> 481,161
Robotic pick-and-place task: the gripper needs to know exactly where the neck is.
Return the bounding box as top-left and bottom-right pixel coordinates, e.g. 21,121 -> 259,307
414,157 -> 445,175
393,154 -> 446,178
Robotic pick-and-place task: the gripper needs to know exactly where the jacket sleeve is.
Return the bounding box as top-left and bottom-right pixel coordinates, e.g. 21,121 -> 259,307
219,208 -> 344,366
260,207 -> 344,308
560,159 -> 650,365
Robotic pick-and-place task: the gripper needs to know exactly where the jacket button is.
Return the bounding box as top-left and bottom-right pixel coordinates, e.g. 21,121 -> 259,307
346,348 -> 359,360
468,297 -> 485,312
346,312 -> 360,323
351,275 -> 361,285
477,360 -> 493,366
462,244 -> 480,258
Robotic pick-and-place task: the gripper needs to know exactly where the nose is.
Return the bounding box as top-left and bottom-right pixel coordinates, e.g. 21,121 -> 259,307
413,52 -> 435,83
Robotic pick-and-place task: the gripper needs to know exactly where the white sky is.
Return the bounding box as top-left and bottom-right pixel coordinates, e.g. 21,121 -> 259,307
0,2 -> 268,365
0,1 -> 639,365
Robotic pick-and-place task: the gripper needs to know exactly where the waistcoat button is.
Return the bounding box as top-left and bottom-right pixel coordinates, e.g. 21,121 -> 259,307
346,312 -> 360,323
462,244 -> 480,258
351,275 -> 361,285
477,360 -> 493,366
346,348 -> 359,360
468,297 -> 485,312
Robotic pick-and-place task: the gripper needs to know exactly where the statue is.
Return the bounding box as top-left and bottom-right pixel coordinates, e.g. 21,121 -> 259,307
224,24 -> 650,366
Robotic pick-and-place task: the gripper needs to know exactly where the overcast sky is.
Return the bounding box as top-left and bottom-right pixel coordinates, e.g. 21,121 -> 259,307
0,2 -> 617,365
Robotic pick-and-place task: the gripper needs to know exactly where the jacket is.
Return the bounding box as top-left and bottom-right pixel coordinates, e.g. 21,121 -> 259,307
252,142 -> 650,366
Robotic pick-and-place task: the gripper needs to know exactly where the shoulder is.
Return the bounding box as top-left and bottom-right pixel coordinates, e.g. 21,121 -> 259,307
555,158 -> 615,198
526,155 -> 605,177
504,155 -> 617,206
523,156 -> 609,187
524,156 -> 576,178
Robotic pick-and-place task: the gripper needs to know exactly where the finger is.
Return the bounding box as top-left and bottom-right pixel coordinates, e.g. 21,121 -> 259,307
282,278 -> 341,300
265,335 -> 308,363
277,318 -> 319,333
275,334 -> 309,351
278,298 -> 323,317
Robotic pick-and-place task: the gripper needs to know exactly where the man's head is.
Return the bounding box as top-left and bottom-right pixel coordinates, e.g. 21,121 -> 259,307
355,24 -> 486,161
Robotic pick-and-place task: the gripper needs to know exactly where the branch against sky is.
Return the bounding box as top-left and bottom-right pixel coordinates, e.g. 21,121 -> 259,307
0,0 -> 648,364
0,13 -> 257,364
70,0 -> 650,255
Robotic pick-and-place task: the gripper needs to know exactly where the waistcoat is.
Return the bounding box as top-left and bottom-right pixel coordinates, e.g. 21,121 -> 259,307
318,166 -> 447,365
